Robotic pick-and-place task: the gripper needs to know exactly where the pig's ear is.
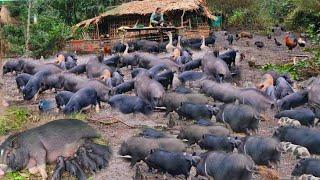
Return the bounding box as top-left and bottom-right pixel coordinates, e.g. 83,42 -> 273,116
10,140 -> 19,149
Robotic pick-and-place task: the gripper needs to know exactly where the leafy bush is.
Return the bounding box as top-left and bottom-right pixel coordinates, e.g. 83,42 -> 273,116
285,9 -> 320,31
1,25 -> 25,56
228,9 -> 248,27
29,14 -> 71,58
0,107 -> 30,135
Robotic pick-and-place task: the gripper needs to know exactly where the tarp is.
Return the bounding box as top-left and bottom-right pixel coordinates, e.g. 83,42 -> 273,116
211,16 -> 222,27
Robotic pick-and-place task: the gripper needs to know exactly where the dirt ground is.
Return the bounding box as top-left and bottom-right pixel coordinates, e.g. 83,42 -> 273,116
0,31 -> 315,180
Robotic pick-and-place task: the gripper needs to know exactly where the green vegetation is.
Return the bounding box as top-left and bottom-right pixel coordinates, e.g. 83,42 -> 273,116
68,112 -> 87,121
4,171 -> 27,180
0,107 -> 30,135
1,0 -> 319,79
208,0 -> 320,80
1,0 -> 119,58
208,0 -> 320,31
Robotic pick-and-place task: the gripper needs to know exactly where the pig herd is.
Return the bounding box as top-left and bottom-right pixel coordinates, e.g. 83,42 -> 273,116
2,35 -> 320,180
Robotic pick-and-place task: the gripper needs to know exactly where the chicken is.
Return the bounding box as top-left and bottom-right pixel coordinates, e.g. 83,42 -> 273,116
274,38 -> 282,47
284,33 -> 298,51
267,34 -> 272,39
227,34 -> 234,45
254,41 -> 264,49
236,31 -> 253,40
103,45 -> 111,55
298,37 -> 306,47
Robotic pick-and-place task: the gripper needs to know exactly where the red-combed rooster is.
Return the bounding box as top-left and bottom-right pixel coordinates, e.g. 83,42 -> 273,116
103,45 -> 111,55
284,33 -> 298,51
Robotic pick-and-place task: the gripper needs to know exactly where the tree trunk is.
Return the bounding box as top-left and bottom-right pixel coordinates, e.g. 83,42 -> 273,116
25,0 -> 32,57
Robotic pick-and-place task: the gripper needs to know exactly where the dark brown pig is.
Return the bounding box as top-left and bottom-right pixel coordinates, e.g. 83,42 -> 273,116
200,80 -> 239,103
202,52 -> 231,82
177,125 -> 230,144
237,88 -> 275,112
86,55 -> 113,79
216,104 -> 260,134
119,137 -> 186,166
308,79 -> 320,118
159,93 -> 210,116
134,71 -> 165,107
0,119 -> 104,180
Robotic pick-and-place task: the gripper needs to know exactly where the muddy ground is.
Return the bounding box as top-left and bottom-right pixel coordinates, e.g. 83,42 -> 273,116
0,31 -> 315,180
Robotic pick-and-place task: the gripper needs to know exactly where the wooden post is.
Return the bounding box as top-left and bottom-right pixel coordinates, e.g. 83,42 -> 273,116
25,0 -> 32,57
0,24 -> 3,59
180,10 -> 185,27
96,22 -> 100,39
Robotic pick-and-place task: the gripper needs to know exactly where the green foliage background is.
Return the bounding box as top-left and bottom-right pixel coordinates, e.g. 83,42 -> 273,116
1,0 -> 319,59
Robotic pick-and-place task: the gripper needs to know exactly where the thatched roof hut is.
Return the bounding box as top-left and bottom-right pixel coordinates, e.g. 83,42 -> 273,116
0,6 -> 17,25
68,0 -> 215,53
74,0 -> 215,29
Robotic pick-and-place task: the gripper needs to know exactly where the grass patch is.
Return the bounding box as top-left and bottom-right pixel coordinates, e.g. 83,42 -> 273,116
0,107 -> 30,135
4,171 -> 29,180
68,112 -> 87,121
260,51 -> 320,80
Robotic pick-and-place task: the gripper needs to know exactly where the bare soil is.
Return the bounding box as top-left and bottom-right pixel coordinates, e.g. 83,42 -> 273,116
0,31 -> 315,180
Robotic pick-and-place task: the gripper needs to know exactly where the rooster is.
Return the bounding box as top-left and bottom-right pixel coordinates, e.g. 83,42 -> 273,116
284,33 -> 298,51
103,45 -> 111,55
254,41 -> 264,49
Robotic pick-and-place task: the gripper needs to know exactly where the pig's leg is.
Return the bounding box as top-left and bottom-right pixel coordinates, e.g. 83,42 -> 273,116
27,158 -> 39,174
163,111 -> 169,118
95,100 -> 100,113
33,149 -> 48,180
95,104 -> 100,113
34,92 -> 39,101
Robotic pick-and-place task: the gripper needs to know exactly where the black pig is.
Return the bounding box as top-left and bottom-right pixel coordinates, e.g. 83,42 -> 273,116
55,91 -> 74,109
15,73 -> 32,91
292,158 -> 320,177
277,90 -> 308,111
275,108 -> 315,126
139,128 -> 166,138
63,87 -> 100,114
177,125 -> 230,145
145,149 -> 194,179
22,70 -> 54,100
198,134 -> 238,152
239,136 -> 281,167
176,102 -> 214,120
52,156 -> 65,180
273,126 -> 320,154
108,94 -> 153,115
0,119 -> 101,179
216,104 -> 260,134
119,137 -> 186,166
111,80 -> 135,95
195,151 -> 255,180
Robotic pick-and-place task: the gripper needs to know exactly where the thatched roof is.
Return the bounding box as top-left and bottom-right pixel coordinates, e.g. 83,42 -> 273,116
73,0 -> 215,29
0,6 -> 17,25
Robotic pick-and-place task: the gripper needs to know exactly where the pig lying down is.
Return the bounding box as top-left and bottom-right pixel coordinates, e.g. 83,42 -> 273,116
0,119 -> 112,180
